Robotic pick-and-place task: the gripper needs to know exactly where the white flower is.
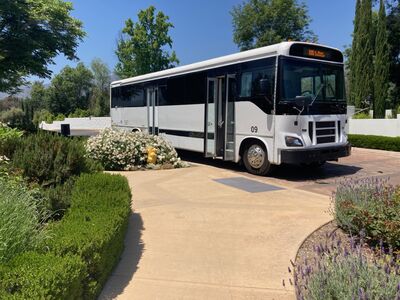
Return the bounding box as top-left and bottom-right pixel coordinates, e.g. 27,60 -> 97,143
85,128 -> 184,171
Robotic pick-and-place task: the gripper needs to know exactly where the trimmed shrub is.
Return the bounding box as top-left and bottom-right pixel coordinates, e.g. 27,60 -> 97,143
41,176 -> 77,218
0,178 -> 49,263
348,134 -> 400,152
86,128 -> 185,170
46,173 -> 132,299
12,132 -> 102,187
0,122 -> 23,158
0,252 -> 86,300
333,177 -> 400,248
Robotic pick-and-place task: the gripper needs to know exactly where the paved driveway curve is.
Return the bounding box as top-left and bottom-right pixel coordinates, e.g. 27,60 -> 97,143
100,164 -> 332,300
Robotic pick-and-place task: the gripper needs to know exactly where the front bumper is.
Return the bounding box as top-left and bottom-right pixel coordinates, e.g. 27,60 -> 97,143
280,143 -> 351,164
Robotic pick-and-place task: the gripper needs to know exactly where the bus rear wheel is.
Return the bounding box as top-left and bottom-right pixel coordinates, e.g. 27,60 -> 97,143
243,142 -> 273,176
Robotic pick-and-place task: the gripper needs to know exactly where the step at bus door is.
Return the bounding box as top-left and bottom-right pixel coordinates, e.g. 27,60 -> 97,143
205,78 -> 218,157
147,87 -> 158,135
224,74 -> 236,161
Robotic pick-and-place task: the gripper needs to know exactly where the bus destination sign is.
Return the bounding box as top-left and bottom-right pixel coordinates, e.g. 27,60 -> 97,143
289,44 -> 344,63
306,49 -> 326,59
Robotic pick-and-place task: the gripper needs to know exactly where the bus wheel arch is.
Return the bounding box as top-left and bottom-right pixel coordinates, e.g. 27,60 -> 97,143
131,128 -> 141,133
239,138 -> 274,176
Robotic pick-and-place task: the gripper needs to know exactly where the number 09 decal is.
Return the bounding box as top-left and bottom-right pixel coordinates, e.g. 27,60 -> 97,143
251,126 -> 258,133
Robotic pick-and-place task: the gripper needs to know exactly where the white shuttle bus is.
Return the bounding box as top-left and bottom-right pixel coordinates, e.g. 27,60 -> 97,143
110,42 -> 351,175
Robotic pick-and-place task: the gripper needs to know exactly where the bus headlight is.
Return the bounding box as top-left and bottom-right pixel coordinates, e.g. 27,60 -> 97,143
285,136 -> 303,147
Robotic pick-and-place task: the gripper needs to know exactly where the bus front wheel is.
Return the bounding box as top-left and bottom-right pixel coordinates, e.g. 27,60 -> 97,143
243,142 -> 273,176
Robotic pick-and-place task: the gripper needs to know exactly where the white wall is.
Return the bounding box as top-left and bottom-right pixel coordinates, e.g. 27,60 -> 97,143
40,117 -> 111,136
348,115 -> 400,137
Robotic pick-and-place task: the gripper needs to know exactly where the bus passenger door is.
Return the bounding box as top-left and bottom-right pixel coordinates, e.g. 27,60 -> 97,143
205,78 -> 217,157
224,74 -> 236,161
147,88 -> 158,135
205,75 -> 236,161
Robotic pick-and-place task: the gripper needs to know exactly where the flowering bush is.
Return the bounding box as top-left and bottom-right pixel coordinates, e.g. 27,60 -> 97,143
293,232 -> 400,300
333,177 -> 400,248
85,128 -> 186,170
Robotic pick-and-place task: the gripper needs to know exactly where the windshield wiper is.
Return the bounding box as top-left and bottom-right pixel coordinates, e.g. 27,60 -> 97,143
309,83 -> 325,107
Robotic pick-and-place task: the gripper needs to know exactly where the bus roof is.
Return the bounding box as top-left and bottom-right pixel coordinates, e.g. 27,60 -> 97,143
111,41 -> 342,87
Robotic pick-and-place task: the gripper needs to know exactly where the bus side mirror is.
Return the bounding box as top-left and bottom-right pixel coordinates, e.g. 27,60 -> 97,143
295,95 -> 312,107
259,79 -> 271,95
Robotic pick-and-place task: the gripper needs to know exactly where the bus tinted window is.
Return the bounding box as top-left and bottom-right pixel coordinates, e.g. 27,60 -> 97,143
111,85 -> 145,107
239,64 -> 275,113
167,77 -> 185,105
163,73 -> 206,105
185,73 -> 206,104
240,72 -> 252,97
158,85 -> 168,105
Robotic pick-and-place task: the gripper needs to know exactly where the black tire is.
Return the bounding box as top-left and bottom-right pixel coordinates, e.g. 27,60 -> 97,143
242,142 -> 274,176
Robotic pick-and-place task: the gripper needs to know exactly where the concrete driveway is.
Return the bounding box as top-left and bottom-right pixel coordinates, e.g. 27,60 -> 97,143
100,147 -> 400,300
100,165 -> 331,300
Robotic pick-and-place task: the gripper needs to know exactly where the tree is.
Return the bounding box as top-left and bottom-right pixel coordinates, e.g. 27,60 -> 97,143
387,1 -> 400,109
0,107 -> 24,127
115,6 -> 179,78
231,0 -> 317,51
0,0 -> 85,93
46,63 -> 93,116
373,0 -> 390,118
349,0 -> 374,109
27,81 -> 47,111
348,0 -> 362,105
90,59 -> 111,116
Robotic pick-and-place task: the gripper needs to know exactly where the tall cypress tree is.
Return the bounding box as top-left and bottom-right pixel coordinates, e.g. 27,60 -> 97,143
373,0 -> 390,118
349,0 -> 362,106
357,0 -> 374,109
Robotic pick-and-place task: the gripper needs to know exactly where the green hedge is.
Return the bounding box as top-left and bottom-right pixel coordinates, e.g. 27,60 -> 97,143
0,252 -> 86,300
348,134 -> 400,152
47,173 -> 132,299
0,173 -> 132,300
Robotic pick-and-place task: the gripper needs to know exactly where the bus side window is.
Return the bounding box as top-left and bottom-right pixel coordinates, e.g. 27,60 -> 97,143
118,85 -> 145,107
111,87 -> 122,108
240,72 -> 252,98
158,85 -> 168,105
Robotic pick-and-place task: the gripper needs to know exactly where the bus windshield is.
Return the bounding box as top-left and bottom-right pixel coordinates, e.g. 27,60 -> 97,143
281,58 -> 345,102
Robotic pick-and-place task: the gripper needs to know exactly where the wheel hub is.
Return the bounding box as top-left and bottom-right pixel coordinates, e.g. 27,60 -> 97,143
247,145 -> 265,169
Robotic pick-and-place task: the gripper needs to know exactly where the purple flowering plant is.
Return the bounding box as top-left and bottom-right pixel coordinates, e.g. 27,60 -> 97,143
293,231 -> 400,300
333,177 -> 400,248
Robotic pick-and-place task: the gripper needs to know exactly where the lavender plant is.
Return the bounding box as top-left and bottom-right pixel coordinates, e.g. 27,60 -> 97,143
293,232 -> 400,300
333,177 -> 400,248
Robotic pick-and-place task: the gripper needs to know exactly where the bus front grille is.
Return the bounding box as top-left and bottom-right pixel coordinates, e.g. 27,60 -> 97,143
312,121 -> 337,144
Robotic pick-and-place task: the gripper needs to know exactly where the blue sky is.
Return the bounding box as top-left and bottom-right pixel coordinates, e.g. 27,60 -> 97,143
48,0 -> 356,80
